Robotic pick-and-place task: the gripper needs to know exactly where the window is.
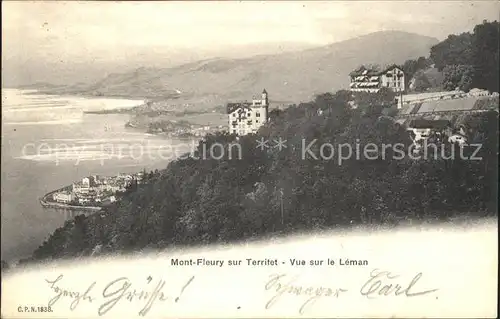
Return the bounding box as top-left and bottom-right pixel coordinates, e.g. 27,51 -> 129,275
256,112 -> 260,117
233,113 -> 236,117
256,120 -> 259,123
247,113 -> 251,117
232,130 -> 236,134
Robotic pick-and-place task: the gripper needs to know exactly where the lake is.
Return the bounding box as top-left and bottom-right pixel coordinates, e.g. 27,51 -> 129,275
1,89 -> 195,262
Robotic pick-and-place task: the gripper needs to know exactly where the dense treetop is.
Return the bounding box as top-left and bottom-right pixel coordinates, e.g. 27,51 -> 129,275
429,20 -> 499,92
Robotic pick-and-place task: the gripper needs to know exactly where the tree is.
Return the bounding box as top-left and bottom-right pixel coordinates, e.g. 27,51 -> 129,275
471,20 -> 499,92
416,56 -> 431,70
413,71 -> 432,92
352,87 -> 396,114
442,65 -> 475,91
429,20 -> 498,92
430,32 -> 473,71
458,66 -> 474,92
402,57 -> 432,89
314,90 -> 351,117
402,59 -> 419,88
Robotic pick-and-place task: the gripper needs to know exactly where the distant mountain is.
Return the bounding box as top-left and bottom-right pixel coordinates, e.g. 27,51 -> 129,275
34,31 -> 439,107
15,82 -> 64,90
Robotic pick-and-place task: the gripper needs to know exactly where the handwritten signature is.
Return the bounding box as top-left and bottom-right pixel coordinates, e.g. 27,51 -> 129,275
46,274 -> 95,311
45,274 -> 195,316
44,269 -> 437,316
264,273 -> 348,314
265,269 -> 438,314
360,268 -> 438,298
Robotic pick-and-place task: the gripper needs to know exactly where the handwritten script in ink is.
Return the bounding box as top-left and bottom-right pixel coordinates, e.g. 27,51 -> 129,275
45,274 -> 195,316
360,268 -> 439,299
264,273 -> 348,314
264,269 -> 439,314
44,268 -> 437,316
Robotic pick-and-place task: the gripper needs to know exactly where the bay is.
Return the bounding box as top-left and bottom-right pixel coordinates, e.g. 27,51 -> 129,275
1,89 -> 195,262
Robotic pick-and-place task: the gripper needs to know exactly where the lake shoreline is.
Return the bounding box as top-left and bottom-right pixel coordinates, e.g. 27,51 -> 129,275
19,89 -> 151,101
2,88 -> 191,264
40,187 -> 103,212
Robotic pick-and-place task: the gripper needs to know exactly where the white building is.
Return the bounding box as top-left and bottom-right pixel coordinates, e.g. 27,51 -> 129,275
53,192 -> 73,203
98,184 -> 121,193
407,119 -> 453,147
78,197 -> 90,205
380,66 -> 405,92
349,65 -> 405,93
72,177 -> 91,194
227,89 -> 269,135
82,177 -> 90,188
468,88 -> 490,97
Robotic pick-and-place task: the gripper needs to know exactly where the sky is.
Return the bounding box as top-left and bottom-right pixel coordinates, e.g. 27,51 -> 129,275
2,1 -> 499,86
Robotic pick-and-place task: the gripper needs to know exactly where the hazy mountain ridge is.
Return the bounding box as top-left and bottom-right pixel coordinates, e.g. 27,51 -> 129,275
30,31 -> 439,107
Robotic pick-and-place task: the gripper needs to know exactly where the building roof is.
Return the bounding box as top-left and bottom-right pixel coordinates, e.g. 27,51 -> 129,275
402,91 -> 466,103
398,94 -> 499,117
350,67 -> 380,77
399,95 -> 496,115
408,119 -> 452,129
227,90 -> 270,113
398,103 -> 424,115
417,96 -> 480,113
380,64 -> 403,74
350,64 -> 403,77
227,102 -> 252,114
471,96 -> 499,111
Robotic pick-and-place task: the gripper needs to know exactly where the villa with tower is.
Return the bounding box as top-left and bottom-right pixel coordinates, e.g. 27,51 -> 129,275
227,89 -> 269,135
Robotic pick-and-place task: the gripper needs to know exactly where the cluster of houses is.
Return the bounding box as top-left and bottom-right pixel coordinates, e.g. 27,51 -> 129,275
396,89 -> 498,151
146,120 -> 224,138
172,125 -> 225,138
226,64 -> 497,157
51,172 -> 144,206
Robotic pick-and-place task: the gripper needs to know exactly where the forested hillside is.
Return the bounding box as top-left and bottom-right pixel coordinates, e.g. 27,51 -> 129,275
14,21 -> 499,266
24,90 -> 498,263
399,20 -> 499,93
